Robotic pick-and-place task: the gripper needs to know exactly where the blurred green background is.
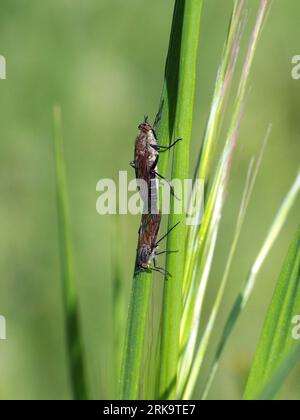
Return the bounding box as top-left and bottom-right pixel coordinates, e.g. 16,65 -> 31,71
0,0 -> 299,400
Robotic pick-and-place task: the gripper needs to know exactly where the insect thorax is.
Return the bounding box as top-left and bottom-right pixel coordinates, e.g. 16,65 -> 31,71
138,245 -> 155,268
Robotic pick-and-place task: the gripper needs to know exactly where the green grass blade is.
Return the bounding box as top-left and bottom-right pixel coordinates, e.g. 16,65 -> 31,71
256,341 -> 300,400
53,105 -> 88,400
202,170 -> 300,400
244,226 -> 300,400
184,0 -> 246,298
119,271 -> 152,400
155,0 -> 185,178
158,0 -> 203,400
181,127 -> 271,399
111,219 -> 126,398
182,0 -> 270,327
194,0 -> 246,187
178,3 -> 251,395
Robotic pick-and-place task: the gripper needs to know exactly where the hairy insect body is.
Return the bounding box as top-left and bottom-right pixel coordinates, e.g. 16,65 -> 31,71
134,122 -> 158,180
135,213 -> 179,277
134,122 -> 159,212
132,118 -> 181,211
137,213 -> 161,271
134,128 -> 157,174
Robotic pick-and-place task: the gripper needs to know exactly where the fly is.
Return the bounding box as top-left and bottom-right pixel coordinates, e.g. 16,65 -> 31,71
130,115 -> 181,209
135,212 -> 179,277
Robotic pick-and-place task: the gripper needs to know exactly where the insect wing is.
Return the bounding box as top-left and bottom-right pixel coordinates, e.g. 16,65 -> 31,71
139,213 -> 160,248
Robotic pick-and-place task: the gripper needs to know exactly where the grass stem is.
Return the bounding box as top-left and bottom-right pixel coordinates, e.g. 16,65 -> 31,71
53,105 -> 88,400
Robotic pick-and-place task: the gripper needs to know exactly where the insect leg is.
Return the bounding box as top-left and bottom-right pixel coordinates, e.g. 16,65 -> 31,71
150,155 -> 159,171
156,221 -> 180,246
155,250 -> 178,256
148,255 -> 167,276
130,160 -> 136,168
151,170 -> 180,200
150,266 -> 172,278
134,266 -> 142,276
150,138 -> 182,153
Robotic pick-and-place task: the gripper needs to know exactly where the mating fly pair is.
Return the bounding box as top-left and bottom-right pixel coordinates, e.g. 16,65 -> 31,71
132,113 -> 181,277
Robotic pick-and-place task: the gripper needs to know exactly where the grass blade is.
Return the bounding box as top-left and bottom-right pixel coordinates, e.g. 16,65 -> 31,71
256,341 -> 300,400
182,0 -> 270,329
178,0 -> 272,398
111,219 -> 126,398
155,0 -> 185,178
183,128 -> 270,400
202,170 -> 300,400
194,0 -> 246,187
181,126 -> 271,399
158,0 -> 203,399
244,226 -> 300,400
184,0 -> 246,298
119,271 -> 152,399
53,105 -> 88,400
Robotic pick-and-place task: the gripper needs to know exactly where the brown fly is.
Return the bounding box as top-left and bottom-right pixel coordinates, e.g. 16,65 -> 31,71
130,115 -> 181,209
135,212 -> 179,277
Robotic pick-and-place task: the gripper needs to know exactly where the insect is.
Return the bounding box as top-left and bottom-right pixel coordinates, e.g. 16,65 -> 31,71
130,116 -> 181,209
135,212 -> 179,277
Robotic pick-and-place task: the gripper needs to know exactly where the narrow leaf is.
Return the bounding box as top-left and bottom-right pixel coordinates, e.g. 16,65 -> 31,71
256,341 -> 300,400
202,171 -> 300,399
158,0 -> 203,399
53,105 -> 88,400
244,226 -> 300,400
